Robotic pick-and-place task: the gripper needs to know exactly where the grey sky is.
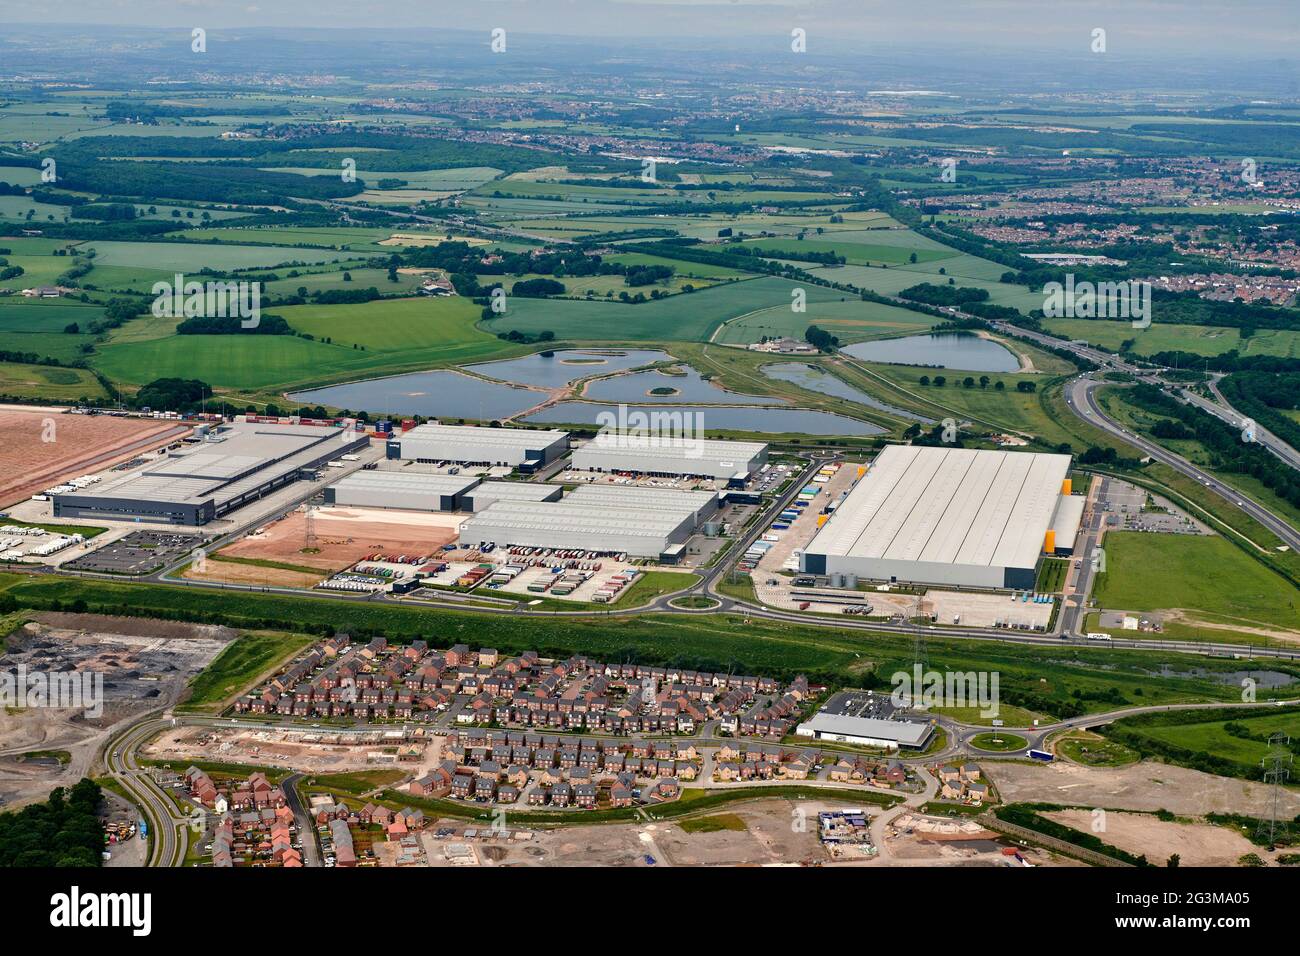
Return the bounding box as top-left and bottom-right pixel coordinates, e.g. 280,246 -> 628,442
1,0 -> 1296,54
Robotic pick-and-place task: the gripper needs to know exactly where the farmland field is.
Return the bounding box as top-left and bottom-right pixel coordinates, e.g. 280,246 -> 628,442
1092,532 -> 1300,641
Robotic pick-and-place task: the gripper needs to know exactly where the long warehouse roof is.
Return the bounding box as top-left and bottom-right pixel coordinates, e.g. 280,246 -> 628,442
577,435 -> 766,459
467,481 -> 563,501
399,423 -> 568,449
330,471 -> 479,496
805,445 -> 1071,572
461,499 -> 695,539
566,484 -> 719,510
76,424 -> 350,506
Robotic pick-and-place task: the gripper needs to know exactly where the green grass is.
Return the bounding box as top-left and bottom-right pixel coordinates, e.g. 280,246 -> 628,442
969,732 -> 1028,752
484,275 -> 858,343
1103,706 -> 1300,780
0,572 -> 1274,718
179,629 -> 317,714
1054,732 -> 1140,767
1092,531 -> 1300,641
0,362 -> 105,401
930,704 -> 1044,727
1044,319 -> 1300,359
1036,558 -> 1069,594
93,295 -> 522,393
678,812 -> 748,833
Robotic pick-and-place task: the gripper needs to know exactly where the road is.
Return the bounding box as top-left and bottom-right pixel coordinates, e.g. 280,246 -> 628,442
1184,377 -> 1300,472
1068,374 -> 1300,553
103,716 -> 189,868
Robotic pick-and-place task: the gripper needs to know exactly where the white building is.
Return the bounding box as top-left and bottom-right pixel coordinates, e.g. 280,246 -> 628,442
571,434 -> 767,480
386,423 -> 570,472
795,713 -> 934,750
459,496 -> 702,558
324,471 -> 479,511
801,445 -> 1081,589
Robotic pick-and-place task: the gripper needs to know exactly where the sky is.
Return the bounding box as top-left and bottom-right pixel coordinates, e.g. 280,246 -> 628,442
0,0 -> 1297,56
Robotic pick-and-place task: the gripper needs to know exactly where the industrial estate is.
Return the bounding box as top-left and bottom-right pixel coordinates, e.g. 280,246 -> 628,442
0,7 -> 1297,921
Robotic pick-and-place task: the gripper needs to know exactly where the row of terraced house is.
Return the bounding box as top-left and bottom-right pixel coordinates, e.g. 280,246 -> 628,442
234,636 -> 814,738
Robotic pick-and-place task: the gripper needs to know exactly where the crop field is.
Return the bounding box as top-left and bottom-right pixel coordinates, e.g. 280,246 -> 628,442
484,275 -> 858,342
810,263 -> 1045,313
94,295 -> 517,391
0,362 -> 104,401
70,239 -> 353,270
1044,318 -> 1300,359
713,297 -> 936,345
1092,531 -> 1300,641
0,301 -> 104,362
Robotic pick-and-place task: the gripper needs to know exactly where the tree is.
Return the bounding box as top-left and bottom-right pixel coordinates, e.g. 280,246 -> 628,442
1167,854 -> 1180,868
919,375 -> 930,386
994,380 -> 1005,390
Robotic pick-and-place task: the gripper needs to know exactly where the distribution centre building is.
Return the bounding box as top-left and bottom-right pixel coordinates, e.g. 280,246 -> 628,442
800,445 -> 1081,589
324,471 -> 479,512
458,490 -> 709,558
565,483 -> 720,526
53,423 -> 369,525
461,480 -> 564,512
387,423 -> 569,472
570,434 -> 768,480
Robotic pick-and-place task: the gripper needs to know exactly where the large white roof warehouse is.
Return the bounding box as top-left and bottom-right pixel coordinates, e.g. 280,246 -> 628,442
570,434 -> 767,479
387,423 -> 570,472
801,445 -> 1079,589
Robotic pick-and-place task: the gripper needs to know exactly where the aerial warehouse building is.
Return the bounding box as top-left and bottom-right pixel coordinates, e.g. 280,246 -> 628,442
800,445 -> 1081,589
571,432 -> 768,480
387,423 -> 570,473
53,423 -> 369,526
458,496 -> 704,559
324,471 -> 480,512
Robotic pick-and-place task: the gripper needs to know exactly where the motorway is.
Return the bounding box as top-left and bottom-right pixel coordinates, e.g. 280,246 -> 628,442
1186,376 -> 1300,472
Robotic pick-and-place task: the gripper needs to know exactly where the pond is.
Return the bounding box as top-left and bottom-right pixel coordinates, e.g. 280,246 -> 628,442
585,366 -> 777,404
841,333 -> 1020,373
464,348 -> 671,388
287,369 -> 545,420
522,402 -> 884,436
761,362 -> 934,423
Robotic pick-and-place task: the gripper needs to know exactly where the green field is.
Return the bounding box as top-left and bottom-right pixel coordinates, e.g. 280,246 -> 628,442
0,361 -> 105,401
179,629 -> 317,714
93,295 -> 517,393
1104,706 -> 1300,780
969,731 -> 1028,751
1045,319 -> 1300,359
484,275 -> 861,343
1092,532 -> 1300,642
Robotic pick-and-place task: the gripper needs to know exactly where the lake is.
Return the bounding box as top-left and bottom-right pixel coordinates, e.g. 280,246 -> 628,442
288,369 -> 545,420
585,366 -> 778,404
464,348 -> 671,388
761,362 -> 934,423
841,333 -> 1019,373
523,402 -> 884,436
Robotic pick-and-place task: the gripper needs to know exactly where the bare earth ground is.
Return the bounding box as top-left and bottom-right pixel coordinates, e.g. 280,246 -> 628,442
218,506 -> 462,573
0,408 -> 189,507
142,725 -> 448,779
1044,809 -> 1267,867
183,561 -> 324,589
987,758 -> 1300,818
0,613 -> 233,807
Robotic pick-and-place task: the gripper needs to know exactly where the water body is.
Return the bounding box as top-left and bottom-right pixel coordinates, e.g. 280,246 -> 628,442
465,349 -> 671,388
288,369 -> 544,420
523,402 -> 884,436
586,366 -> 777,404
761,362 -> 934,423
841,333 -> 1019,373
